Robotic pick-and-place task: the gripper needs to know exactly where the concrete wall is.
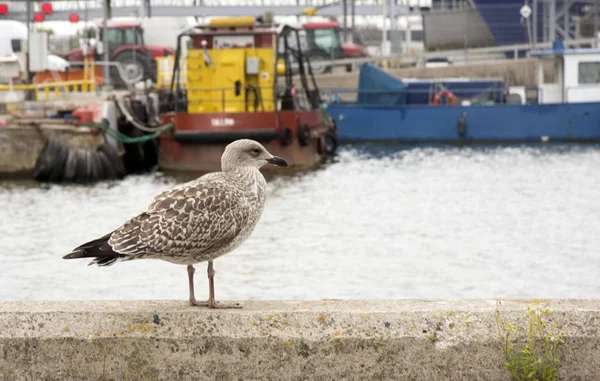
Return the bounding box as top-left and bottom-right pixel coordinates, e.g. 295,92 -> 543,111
0,98 -> 106,177
422,9 -> 496,50
314,58 -> 555,89
1,300 -> 599,380
0,124 -> 102,177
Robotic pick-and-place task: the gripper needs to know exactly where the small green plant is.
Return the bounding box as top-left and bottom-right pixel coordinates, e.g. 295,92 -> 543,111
495,301 -> 565,381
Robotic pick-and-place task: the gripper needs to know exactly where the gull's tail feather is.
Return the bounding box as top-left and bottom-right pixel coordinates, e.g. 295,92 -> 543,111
63,232 -> 125,267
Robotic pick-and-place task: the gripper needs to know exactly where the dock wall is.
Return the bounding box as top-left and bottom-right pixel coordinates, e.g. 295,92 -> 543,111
1,300 -> 599,380
0,125 -> 102,177
314,58 -> 555,89
0,98 -> 105,178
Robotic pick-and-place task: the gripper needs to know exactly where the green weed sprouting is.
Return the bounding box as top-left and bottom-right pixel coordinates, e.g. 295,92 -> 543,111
495,301 -> 565,381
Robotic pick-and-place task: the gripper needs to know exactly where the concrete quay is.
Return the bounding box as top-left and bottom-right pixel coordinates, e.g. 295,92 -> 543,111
0,124 -> 103,177
314,58 -> 554,89
1,299 -> 599,380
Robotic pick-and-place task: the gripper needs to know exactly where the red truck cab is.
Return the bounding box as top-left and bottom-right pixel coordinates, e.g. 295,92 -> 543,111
302,21 -> 368,73
303,21 -> 369,58
62,21 -> 174,86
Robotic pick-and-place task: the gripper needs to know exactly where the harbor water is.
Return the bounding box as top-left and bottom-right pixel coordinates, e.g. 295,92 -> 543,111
1,144 -> 599,301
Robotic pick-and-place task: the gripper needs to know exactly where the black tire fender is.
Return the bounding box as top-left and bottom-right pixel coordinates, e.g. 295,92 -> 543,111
325,133 -> 338,155
297,123 -> 311,146
48,143 -> 69,182
33,139 -> 58,181
97,150 -> 118,180
279,126 -> 293,146
74,149 -> 88,183
98,142 -> 126,179
317,136 -> 325,154
62,148 -> 78,182
89,151 -> 104,181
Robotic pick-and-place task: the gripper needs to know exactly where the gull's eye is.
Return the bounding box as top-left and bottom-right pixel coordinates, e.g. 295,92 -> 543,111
251,147 -> 260,155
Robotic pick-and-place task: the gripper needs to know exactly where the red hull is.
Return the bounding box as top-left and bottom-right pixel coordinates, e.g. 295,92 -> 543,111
159,110 -> 333,174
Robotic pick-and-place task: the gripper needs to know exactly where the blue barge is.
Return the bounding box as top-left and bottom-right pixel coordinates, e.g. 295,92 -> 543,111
323,41 -> 600,144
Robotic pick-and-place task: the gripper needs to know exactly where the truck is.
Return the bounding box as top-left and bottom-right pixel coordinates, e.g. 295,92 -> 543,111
302,20 -> 369,74
62,20 -> 175,86
0,20 -> 27,81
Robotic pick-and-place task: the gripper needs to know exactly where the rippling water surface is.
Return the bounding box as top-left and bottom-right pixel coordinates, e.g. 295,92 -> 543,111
1,144 -> 600,301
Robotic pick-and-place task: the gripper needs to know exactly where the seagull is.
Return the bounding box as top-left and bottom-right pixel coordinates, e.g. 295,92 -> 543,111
63,139 -> 288,308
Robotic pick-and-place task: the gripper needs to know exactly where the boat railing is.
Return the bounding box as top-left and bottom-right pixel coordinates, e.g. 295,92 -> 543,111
321,86 -> 544,106
0,57 -> 99,103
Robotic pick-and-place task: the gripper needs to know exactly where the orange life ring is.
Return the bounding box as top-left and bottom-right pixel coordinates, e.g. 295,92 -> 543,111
431,90 -> 457,106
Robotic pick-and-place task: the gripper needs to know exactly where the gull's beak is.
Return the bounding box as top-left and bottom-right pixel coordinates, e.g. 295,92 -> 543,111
266,156 -> 288,167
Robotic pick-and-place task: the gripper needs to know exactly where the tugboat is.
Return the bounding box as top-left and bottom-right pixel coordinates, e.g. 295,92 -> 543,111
158,15 -> 338,173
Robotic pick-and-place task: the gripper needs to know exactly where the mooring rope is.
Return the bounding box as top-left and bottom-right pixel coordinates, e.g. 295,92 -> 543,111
80,120 -> 174,144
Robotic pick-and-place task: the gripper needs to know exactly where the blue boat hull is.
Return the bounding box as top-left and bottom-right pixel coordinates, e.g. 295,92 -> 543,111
326,102 -> 600,143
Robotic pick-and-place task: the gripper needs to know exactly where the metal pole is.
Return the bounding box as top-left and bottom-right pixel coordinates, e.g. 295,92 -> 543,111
533,0 -> 538,47
527,13 -> 533,47
542,0 -> 548,42
464,6 -> 468,64
406,17 -> 412,55
351,0 -> 355,42
26,0 -> 31,36
594,2 -> 599,44
564,0 -> 570,40
26,0 -> 31,80
382,0 -> 388,56
343,0 -> 348,42
390,0 -> 395,31
103,0 -> 111,87
548,0 -> 556,41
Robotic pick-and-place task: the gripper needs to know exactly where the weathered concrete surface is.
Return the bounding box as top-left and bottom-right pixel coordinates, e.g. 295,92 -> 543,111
0,124 -> 102,177
1,300 -> 599,381
0,96 -> 108,177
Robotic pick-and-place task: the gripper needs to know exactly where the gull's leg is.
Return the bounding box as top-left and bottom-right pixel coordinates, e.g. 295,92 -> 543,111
206,261 -> 241,309
187,264 -> 208,307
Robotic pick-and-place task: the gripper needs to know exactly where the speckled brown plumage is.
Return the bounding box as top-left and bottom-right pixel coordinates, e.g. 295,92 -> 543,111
105,170 -> 264,265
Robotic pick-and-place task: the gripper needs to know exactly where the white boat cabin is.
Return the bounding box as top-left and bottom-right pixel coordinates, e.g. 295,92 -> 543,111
530,40 -> 600,104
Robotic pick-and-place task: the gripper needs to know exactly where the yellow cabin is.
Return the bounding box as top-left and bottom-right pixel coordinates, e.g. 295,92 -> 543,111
183,17 -> 282,114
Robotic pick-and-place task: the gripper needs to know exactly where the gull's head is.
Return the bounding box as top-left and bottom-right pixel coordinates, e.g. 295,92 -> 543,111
221,139 -> 288,172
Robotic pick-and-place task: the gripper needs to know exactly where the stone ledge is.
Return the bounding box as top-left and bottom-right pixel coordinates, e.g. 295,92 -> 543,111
1,300 -> 599,381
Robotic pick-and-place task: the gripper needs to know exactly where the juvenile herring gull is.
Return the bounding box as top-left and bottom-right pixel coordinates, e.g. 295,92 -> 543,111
63,139 -> 288,308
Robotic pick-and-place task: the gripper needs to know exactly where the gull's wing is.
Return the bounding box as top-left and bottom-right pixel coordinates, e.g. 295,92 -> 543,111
64,173 -> 251,266
109,173 -> 251,256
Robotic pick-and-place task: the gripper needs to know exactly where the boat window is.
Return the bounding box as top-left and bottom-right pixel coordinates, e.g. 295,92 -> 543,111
578,61 -> 600,84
